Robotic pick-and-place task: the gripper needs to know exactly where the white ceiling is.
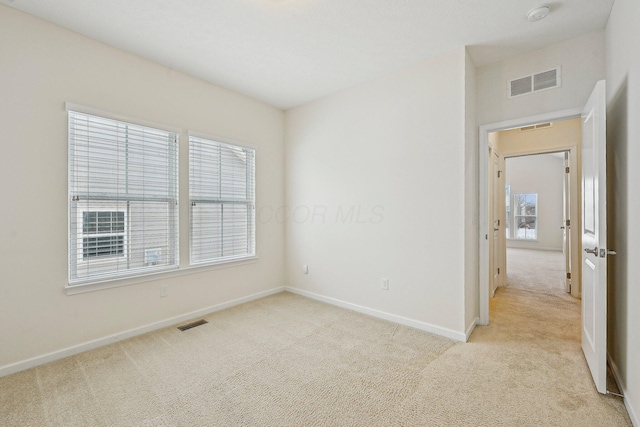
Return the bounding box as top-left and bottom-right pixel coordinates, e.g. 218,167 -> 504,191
2,0 -> 614,110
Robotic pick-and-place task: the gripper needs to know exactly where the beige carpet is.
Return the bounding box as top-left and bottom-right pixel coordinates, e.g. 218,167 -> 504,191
0,291 -> 631,426
507,248 -> 567,294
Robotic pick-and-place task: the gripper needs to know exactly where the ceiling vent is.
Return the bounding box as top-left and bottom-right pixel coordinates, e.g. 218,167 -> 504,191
508,67 -> 561,98
519,122 -> 553,132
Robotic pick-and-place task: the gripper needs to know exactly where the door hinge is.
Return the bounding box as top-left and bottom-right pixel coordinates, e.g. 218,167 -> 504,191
498,170 -> 502,178
497,268 -> 500,274
566,166 -> 570,173
566,272 -> 571,279
566,219 -> 570,227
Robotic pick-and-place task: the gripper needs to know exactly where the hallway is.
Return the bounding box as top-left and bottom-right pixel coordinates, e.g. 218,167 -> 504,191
506,248 -> 566,294
482,248 -> 631,425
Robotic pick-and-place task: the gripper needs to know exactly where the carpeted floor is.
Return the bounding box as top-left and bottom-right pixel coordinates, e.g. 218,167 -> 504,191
506,247 -> 567,294
0,289 -> 631,426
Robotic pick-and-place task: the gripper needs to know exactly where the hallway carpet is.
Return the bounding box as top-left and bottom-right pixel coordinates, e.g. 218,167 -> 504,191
506,247 -> 567,294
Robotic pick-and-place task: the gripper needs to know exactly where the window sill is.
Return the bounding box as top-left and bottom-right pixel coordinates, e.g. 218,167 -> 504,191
66,256 -> 258,295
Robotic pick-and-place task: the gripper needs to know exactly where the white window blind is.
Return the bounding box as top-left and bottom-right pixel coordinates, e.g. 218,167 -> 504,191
68,110 -> 179,284
189,136 -> 255,265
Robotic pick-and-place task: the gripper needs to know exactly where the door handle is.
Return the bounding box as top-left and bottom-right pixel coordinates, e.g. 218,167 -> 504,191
584,247 -> 598,255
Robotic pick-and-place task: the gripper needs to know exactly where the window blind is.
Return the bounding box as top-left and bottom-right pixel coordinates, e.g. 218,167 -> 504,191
189,136 -> 255,265
68,110 -> 179,284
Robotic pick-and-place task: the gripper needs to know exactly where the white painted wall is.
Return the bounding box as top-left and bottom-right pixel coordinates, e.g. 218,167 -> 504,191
285,48 -> 469,340
605,0 -> 640,423
476,31 -> 605,126
464,50 -> 479,335
0,6 -> 284,369
504,154 -> 564,251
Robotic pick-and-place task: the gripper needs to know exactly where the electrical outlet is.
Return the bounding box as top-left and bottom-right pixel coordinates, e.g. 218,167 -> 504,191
160,283 -> 168,298
381,278 -> 389,290
303,264 -> 309,274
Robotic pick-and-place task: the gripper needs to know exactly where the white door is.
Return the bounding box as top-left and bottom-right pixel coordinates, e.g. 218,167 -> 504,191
581,80 -> 607,394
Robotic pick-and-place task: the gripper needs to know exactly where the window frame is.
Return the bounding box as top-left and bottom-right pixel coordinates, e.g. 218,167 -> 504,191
505,185 -> 511,239
65,105 -> 259,296
188,133 -> 257,266
67,104 -> 180,287
513,193 -> 538,240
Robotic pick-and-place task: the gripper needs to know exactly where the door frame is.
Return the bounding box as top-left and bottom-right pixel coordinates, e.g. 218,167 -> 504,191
490,147 -> 504,296
563,151 -> 572,293
478,108 -> 582,325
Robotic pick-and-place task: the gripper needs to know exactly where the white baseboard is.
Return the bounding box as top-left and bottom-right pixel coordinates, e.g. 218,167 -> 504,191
0,286 -> 286,378
284,287 -> 466,342
465,317 -> 478,342
608,353 -> 639,427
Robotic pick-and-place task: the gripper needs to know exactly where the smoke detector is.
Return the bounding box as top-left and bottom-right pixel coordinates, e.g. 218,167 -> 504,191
527,5 -> 550,22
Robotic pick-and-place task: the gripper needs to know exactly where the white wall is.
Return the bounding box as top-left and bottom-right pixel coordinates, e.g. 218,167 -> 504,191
0,6 -> 284,370
285,48 -> 469,340
476,31 -> 605,126
505,154 -> 564,251
464,50 -> 479,334
605,0 -> 640,423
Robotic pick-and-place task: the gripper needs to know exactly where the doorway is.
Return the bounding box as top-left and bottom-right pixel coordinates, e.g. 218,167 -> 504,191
478,109 -> 583,325
478,82 -> 610,395
503,152 -> 569,296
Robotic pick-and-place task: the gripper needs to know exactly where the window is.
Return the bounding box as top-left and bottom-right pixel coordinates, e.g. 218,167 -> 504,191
189,136 -> 255,265
505,185 -> 511,239
514,193 -> 538,240
82,211 -> 125,259
68,110 -> 179,285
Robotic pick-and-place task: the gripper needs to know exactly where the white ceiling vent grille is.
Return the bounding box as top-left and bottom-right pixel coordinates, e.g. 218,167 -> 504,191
508,67 -> 562,98
519,122 -> 553,132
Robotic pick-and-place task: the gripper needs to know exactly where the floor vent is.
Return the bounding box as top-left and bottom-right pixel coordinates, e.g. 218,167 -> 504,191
508,67 -> 561,98
177,319 -> 208,331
